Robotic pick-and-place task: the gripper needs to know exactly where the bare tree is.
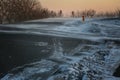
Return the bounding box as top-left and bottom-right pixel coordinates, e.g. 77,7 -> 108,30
96,11 -> 117,18
116,9 -> 120,18
0,0 -> 54,24
73,9 -> 96,18
50,11 -> 57,17
0,0 -> 9,23
87,9 -> 96,17
0,0 -> 2,23
71,11 -> 75,17
58,10 -> 63,17
9,0 -> 42,22
76,11 -> 81,17
80,10 -> 88,17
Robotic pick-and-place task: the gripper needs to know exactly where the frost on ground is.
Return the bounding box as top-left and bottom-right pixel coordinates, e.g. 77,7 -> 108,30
1,18 -> 120,80
1,40 -> 120,80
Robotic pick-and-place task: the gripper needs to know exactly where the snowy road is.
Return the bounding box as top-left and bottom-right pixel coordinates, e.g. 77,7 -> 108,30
0,18 -> 120,80
1,18 -> 120,41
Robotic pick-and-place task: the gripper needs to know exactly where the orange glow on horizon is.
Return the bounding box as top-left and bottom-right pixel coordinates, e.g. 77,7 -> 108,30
40,0 -> 120,14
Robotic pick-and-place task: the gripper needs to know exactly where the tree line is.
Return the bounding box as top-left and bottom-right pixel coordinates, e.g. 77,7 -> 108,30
0,0 -> 120,24
70,9 -> 120,18
0,0 -> 64,24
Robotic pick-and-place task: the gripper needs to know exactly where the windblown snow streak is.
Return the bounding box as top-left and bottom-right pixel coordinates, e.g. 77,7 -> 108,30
0,18 -> 120,80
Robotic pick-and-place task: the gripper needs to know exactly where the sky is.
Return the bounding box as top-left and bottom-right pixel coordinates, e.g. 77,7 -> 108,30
40,0 -> 120,15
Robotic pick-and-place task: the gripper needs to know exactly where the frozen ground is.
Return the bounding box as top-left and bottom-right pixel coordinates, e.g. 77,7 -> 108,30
0,18 -> 120,80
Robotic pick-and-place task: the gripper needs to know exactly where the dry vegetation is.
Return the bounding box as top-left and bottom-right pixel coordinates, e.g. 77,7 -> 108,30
71,9 -> 120,18
71,9 -> 96,17
0,0 -> 57,24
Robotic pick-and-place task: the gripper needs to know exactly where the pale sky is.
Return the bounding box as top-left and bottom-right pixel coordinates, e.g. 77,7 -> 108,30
40,0 -> 120,14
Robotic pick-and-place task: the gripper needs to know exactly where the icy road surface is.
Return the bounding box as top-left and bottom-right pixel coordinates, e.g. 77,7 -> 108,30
0,18 -> 120,80
1,18 -> 120,40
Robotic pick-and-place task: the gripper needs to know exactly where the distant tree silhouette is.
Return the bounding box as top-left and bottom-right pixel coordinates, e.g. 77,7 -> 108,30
96,11 -> 117,18
71,11 -> 75,17
71,9 -> 96,18
80,10 -> 88,17
116,9 -> 120,18
76,11 -> 81,17
104,12 -> 115,18
50,11 -> 57,17
58,10 -> 63,17
87,9 -> 96,17
69,9 -> 120,18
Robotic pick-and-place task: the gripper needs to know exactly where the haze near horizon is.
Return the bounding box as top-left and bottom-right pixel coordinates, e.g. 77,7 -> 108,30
41,0 -> 120,14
